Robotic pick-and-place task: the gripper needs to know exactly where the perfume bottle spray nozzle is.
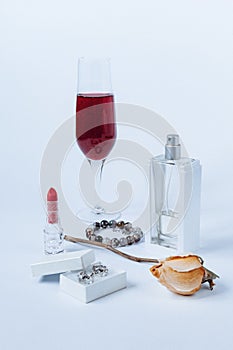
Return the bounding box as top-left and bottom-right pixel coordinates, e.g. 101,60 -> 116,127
165,134 -> 181,160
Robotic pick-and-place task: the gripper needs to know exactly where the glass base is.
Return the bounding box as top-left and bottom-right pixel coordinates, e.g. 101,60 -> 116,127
156,234 -> 177,249
77,207 -> 121,223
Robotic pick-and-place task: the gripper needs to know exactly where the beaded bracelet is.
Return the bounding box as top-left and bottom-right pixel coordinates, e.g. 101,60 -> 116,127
85,220 -> 144,248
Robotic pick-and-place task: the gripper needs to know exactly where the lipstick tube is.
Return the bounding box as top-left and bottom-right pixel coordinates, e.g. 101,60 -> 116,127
44,188 -> 64,254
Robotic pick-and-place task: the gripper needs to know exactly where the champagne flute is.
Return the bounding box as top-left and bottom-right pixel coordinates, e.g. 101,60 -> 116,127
76,57 -> 119,222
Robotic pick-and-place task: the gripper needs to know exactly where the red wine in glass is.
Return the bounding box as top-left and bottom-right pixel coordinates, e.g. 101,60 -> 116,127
76,93 -> 116,161
75,57 -> 120,222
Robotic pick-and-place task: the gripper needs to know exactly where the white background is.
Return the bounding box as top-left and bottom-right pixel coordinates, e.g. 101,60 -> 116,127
1,1 -> 233,349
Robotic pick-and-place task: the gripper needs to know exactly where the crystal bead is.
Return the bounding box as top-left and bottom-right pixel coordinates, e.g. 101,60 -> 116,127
124,222 -> 132,231
111,238 -> 120,247
119,237 -> 127,247
103,237 -> 111,245
85,227 -> 93,238
101,220 -> 109,228
133,227 -> 143,238
117,221 -> 125,228
95,235 -> 103,243
90,234 -> 96,241
133,233 -> 141,243
109,220 -> 117,228
126,235 -> 134,245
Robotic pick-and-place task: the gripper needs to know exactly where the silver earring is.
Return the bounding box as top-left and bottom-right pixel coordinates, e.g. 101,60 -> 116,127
78,271 -> 94,284
92,263 -> 108,277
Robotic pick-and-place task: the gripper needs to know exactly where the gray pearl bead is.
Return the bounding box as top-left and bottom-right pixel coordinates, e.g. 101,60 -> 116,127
111,238 -> 120,248
95,235 -> 103,243
109,220 -> 117,228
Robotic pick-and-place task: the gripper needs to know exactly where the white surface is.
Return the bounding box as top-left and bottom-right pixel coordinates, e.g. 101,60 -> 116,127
31,249 -> 95,277
1,1 -> 233,350
60,269 -> 127,303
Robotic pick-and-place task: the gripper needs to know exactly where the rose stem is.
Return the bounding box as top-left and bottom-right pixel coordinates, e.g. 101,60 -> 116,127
64,235 -> 160,263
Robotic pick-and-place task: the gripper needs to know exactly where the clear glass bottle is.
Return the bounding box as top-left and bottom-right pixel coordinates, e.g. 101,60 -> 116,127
150,135 -> 201,253
44,222 -> 64,255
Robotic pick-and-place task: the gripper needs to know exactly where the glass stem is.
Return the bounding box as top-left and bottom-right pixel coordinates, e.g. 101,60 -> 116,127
88,159 -> 106,215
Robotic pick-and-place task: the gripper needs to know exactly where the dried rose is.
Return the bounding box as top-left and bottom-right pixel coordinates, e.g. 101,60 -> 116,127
150,255 -> 219,296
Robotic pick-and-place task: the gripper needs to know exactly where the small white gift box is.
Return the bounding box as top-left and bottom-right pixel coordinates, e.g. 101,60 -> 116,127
60,269 -> 127,303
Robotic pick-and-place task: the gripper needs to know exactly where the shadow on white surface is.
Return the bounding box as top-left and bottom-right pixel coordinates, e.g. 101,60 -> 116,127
39,274 -> 60,284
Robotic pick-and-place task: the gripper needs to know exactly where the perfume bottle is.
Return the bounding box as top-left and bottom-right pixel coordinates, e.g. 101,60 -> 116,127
44,187 -> 64,254
150,135 -> 201,252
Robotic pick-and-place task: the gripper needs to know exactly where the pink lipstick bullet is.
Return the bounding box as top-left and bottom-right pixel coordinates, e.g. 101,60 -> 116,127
44,187 -> 64,254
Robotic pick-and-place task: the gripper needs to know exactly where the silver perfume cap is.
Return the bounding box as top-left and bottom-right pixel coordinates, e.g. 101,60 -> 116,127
165,134 -> 181,160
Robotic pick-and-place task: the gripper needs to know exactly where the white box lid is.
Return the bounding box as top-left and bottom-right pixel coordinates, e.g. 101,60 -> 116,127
31,250 -> 95,277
